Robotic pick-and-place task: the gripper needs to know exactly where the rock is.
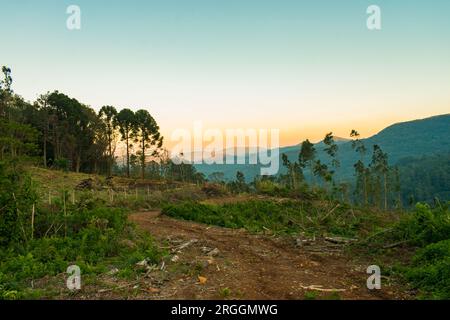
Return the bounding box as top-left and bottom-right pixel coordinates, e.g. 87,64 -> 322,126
108,268 -> 119,275
136,259 -> 148,267
295,236 -> 315,247
207,248 -> 220,257
201,246 -> 212,253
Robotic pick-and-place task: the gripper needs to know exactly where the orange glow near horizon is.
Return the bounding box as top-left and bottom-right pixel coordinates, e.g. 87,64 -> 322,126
159,108 -> 449,150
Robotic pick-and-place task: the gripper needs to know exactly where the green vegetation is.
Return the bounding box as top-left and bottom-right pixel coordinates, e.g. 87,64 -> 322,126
196,116 -> 450,206
0,162 -> 164,299
162,200 -> 387,238
403,239 -> 450,299
397,154 -> 450,204
389,203 -> 450,299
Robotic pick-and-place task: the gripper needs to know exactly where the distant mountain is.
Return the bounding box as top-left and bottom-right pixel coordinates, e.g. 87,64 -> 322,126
397,152 -> 450,203
195,114 -> 450,183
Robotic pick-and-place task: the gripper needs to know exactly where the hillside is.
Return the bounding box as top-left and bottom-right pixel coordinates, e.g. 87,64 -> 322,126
195,114 -> 450,188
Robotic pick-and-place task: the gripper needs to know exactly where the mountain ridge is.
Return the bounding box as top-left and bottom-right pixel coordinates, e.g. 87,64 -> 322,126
194,113 -> 450,182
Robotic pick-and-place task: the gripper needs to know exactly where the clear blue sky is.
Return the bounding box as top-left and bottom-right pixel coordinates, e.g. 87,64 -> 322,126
2,0 -> 450,146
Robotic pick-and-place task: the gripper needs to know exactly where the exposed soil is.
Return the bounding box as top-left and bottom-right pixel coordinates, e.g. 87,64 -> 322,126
124,210 -> 410,300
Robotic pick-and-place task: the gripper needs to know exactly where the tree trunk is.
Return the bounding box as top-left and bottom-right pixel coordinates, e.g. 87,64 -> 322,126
126,133 -> 130,178
108,136 -> 113,176
43,131 -> 47,168
309,162 -> 315,187
141,139 -> 146,179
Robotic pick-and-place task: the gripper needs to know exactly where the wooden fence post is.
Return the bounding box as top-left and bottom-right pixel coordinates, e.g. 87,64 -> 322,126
31,203 -> 35,240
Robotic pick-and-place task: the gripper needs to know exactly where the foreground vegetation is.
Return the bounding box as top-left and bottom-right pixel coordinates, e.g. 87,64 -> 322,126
162,200 -> 389,238
0,162 -> 165,299
0,160 -> 449,299
389,203 -> 450,299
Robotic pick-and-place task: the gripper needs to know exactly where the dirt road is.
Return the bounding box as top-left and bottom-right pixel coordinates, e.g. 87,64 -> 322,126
129,210 -> 407,300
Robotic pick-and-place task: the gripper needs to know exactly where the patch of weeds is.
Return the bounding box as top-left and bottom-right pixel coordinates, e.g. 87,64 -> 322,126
117,267 -> 135,280
0,204 -> 165,298
162,200 -> 384,237
303,291 -> 318,300
188,262 -> 204,277
219,287 -> 231,298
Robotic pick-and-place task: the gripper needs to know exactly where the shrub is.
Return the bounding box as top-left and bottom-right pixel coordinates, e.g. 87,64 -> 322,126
393,202 -> 450,246
389,202 -> 450,299
201,183 -> 228,197
402,239 -> 450,299
162,199 -> 374,237
0,195 -> 164,298
0,161 -> 37,246
254,179 -> 284,195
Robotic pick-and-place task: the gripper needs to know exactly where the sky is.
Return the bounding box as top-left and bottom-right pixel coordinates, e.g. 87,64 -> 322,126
1,0 -> 450,148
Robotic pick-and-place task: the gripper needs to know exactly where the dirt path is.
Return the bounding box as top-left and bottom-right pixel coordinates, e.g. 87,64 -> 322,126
129,210 -> 408,300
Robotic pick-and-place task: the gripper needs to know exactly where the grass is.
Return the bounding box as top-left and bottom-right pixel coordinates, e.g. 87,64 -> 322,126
303,291 -> 318,300
389,203 -> 450,299
219,287 -> 232,298
29,166 -> 209,211
162,199 -> 391,238
357,202 -> 450,300
401,239 -> 450,299
0,202 -> 166,299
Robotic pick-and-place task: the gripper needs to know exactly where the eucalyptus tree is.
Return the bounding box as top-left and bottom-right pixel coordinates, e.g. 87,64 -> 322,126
370,144 -> 389,209
323,132 -> 339,170
350,130 -> 368,205
313,159 -> 332,189
299,139 -> 316,187
282,153 -> 303,190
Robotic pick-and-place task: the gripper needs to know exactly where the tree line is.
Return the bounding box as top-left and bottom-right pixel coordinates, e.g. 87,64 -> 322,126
0,66 -> 204,182
279,131 -> 401,209
0,65 -> 411,208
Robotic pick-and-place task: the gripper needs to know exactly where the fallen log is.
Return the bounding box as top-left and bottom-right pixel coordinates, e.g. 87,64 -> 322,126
324,236 -> 358,244
172,239 -> 198,252
300,285 -> 346,292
